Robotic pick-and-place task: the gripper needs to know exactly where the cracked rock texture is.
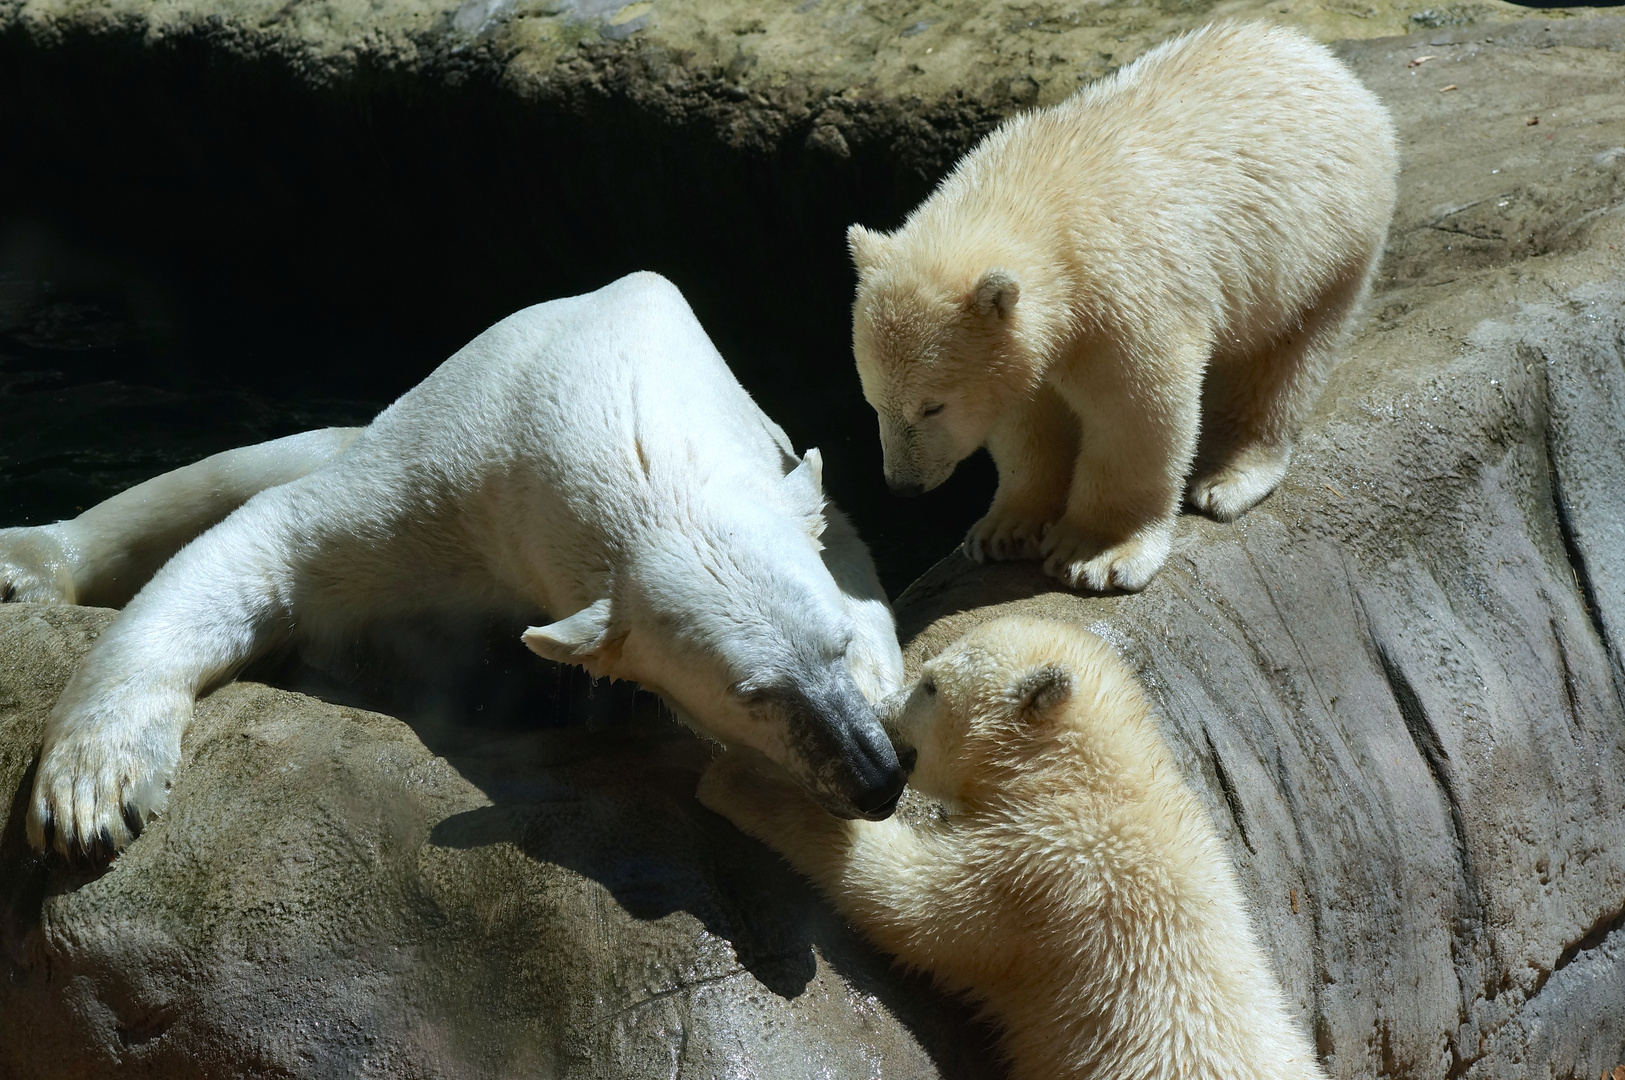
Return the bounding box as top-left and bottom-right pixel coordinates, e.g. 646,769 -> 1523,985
3,11 -> 1625,1080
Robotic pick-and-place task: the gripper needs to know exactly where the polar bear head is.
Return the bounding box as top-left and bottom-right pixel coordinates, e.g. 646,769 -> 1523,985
524,452 -> 908,822
846,224 -> 1046,496
886,616 -> 1151,811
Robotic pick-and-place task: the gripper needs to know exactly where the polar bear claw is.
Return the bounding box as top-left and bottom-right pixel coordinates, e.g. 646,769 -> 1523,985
29,688 -> 185,858
1189,451 -> 1293,523
1039,520 -> 1170,593
962,508 -> 1051,564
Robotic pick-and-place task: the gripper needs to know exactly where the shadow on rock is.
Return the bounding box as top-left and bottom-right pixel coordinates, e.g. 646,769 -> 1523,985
256,621 -> 820,997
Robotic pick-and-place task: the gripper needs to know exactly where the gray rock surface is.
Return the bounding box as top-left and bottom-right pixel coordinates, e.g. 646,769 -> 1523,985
2,13 -> 1625,1080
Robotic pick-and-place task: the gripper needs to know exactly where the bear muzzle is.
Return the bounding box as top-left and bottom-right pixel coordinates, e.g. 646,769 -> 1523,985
778,678 -> 907,821
831,714 -> 908,821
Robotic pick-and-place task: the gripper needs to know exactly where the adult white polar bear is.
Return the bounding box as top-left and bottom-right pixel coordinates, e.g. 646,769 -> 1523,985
5,272 -> 908,858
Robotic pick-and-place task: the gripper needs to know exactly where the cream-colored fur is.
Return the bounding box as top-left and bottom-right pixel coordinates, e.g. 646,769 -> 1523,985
700,616 -> 1325,1080
847,22 -> 1398,591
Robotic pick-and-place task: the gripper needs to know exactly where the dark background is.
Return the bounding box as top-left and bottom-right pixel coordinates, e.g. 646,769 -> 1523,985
0,30 -> 998,597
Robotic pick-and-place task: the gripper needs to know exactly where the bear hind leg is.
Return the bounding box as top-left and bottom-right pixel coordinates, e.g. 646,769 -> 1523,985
1,427 -> 363,609
1189,265 -> 1373,522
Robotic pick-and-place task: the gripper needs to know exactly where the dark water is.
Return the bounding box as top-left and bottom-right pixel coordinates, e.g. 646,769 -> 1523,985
0,281 -> 381,526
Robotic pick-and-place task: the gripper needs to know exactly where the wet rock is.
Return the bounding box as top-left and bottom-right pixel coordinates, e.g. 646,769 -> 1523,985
0,604 -> 998,1078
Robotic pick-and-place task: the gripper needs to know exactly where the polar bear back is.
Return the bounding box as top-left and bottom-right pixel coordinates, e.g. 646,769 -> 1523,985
915,21 -> 1398,347
284,273 -> 816,620
366,272 -> 793,497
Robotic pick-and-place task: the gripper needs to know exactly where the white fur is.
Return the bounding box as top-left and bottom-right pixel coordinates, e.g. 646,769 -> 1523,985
700,615 -> 1324,1080
0,428 -> 362,607
848,22 -> 1399,591
7,272 -> 906,857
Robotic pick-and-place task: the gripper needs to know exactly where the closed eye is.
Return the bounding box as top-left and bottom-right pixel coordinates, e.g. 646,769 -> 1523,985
921,403 -> 945,418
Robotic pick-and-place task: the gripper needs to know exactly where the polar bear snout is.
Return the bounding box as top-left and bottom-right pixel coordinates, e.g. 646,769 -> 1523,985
775,679 -> 907,821
892,743 -> 918,778
849,752 -> 907,820
841,716 -> 909,820
878,423 -> 961,496
880,452 -> 954,497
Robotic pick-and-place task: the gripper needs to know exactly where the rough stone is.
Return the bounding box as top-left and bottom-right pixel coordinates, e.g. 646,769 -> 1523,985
2,11 -> 1624,1080
0,0 -> 1613,174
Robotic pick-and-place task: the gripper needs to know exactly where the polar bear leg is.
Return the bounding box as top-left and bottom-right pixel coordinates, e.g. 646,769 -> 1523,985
0,427 -> 363,608
698,750 -> 975,979
24,459 -> 427,858
1190,262 -> 1376,521
29,459 -> 525,858
1042,336 -> 1206,592
27,488 -> 320,858
966,385 -> 1078,564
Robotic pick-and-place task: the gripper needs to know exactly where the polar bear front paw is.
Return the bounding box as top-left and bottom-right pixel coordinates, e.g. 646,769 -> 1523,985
0,525 -> 79,604
963,509 -> 1053,563
1188,448 -> 1291,522
28,696 -> 186,859
1040,521 -> 1171,593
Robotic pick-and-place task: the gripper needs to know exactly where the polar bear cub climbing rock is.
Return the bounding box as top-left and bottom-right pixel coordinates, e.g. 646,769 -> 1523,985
847,22 -> 1398,591
11,272 -> 907,858
701,615 -> 1325,1080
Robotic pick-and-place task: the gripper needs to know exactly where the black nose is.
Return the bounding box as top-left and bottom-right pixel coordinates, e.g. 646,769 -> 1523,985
854,766 -> 907,820
886,478 -> 925,497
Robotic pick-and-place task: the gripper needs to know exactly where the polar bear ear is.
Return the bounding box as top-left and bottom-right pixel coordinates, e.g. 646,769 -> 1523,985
787,446 -> 824,497
847,224 -> 886,269
968,270 -> 1020,320
523,598 -> 624,679
1011,663 -> 1073,722
785,448 -> 829,544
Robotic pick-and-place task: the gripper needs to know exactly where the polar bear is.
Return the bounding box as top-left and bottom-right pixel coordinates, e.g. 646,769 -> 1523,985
700,615 -> 1324,1080
846,22 -> 1398,591
3,272 -> 908,858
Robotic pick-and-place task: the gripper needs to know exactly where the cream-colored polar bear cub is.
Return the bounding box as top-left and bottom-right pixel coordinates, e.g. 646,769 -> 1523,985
700,615 -> 1324,1080
848,22 -> 1398,591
